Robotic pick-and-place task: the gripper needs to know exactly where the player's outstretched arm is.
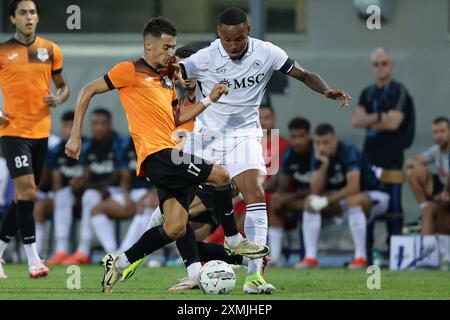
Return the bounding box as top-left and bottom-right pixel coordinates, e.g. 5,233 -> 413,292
174,83 -> 228,126
287,61 -> 351,108
65,77 -> 111,160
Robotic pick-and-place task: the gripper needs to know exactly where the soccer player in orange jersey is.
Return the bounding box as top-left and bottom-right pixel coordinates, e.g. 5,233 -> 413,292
64,17 -> 269,292
0,0 -> 69,279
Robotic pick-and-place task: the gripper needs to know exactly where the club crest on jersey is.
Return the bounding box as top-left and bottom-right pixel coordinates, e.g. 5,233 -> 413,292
161,75 -> 174,89
37,48 -> 49,62
252,60 -> 262,69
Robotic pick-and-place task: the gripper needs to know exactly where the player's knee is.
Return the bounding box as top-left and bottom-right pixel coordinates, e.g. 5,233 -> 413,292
211,167 -> 231,185
165,222 -> 186,239
409,165 -> 426,182
17,187 -> 37,201
345,194 -> 364,207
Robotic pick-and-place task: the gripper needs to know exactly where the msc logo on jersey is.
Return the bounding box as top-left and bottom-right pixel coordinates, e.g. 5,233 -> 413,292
37,48 -> 49,62
220,73 -> 265,90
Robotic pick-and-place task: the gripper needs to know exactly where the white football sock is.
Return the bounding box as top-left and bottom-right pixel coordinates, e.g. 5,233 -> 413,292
141,207 -> 154,228
35,222 -> 45,255
119,210 -> 153,252
146,206 -> 164,231
245,203 -> 268,275
23,243 -> 41,265
187,262 -> 202,278
438,234 -> 450,262
115,253 -> 130,271
77,189 -> 101,255
268,226 -> 283,265
302,210 -> 321,259
0,240 -> 8,258
367,191 -> 390,222
91,214 -> 117,253
54,187 -> 74,253
347,206 -> 367,259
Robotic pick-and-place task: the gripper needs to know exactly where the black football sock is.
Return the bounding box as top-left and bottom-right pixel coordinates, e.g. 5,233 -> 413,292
125,225 -> 173,263
16,200 -> 35,244
213,184 -> 239,237
0,202 -> 18,243
176,223 -> 201,268
197,241 -> 243,265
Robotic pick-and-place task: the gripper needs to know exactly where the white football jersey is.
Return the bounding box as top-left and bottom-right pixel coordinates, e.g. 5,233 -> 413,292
181,37 -> 293,137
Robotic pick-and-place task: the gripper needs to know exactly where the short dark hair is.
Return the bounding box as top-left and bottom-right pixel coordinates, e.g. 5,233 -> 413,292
92,108 -> 112,120
8,0 -> 40,17
288,117 -> 311,132
143,16 -> 177,38
218,7 -> 248,25
433,116 -> 450,126
175,45 -> 197,59
315,123 -> 335,136
61,111 -> 75,122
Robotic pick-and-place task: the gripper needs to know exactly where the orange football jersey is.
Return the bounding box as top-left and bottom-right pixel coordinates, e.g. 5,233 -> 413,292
105,58 -> 179,176
0,36 -> 63,139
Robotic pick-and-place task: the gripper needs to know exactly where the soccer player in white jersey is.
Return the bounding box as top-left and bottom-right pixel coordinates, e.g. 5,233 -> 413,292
178,7 -> 351,294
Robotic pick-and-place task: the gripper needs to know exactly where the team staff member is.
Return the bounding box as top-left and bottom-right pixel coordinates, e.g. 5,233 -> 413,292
0,0 -> 69,278
352,47 -> 415,260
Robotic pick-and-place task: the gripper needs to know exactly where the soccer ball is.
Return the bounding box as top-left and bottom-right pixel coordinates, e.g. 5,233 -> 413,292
198,260 -> 236,294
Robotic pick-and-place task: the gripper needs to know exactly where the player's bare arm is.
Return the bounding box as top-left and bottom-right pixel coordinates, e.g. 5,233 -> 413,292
310,154 -> 330,195
65,77 -> 111,159
370,110 -> 404,131
174,83 -> 228,126
288,61 -> 351,108
326,171 -> 361,204
43,73 -> 70,108
351,106 -> 379,128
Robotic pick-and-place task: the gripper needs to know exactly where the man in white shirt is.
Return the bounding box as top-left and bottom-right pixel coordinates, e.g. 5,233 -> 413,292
179,7 -> 351,294
406,116 -> 450,234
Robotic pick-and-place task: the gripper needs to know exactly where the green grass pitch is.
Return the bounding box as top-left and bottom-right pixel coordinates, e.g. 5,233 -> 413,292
0,264 -> 449,300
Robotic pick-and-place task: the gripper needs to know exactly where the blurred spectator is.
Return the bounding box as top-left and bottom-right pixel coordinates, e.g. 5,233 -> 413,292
90,137 -> 155,254
34,114 -> 79,256
61,108 -> 127,265
0,147 -> 14,214
352,47 -> 415,255
268,117 -> 313,266
45,111 -> 86,264
298,124 -> 389,269
406,116 -> 450,235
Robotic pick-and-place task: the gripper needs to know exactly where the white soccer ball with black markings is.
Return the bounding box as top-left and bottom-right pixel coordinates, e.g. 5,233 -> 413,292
199,260 -> 236,294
